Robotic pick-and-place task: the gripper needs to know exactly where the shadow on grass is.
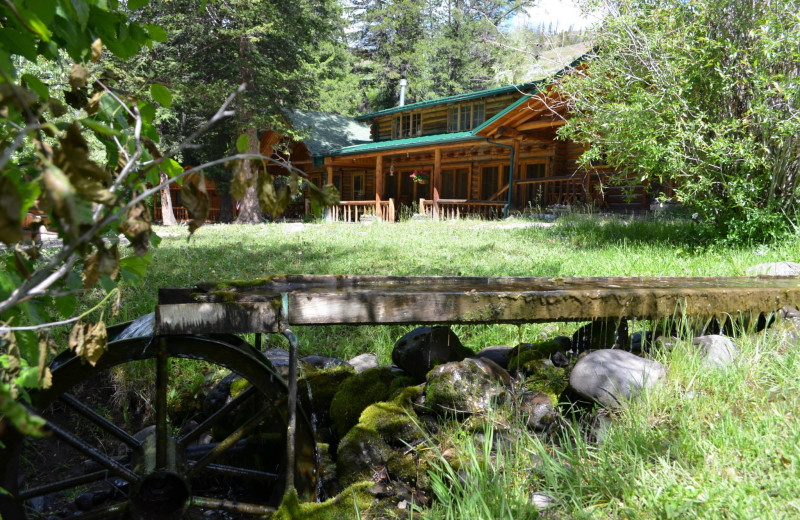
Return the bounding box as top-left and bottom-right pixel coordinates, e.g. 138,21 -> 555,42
544,215 -> 702,249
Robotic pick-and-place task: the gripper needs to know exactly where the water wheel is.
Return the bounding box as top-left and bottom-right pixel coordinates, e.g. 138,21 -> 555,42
0,316 -> 317,519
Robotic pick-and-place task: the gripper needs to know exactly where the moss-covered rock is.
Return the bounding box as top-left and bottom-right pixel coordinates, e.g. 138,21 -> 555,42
507,340 -> 565,374
425,358 -> 508,417
359,401 -> 424,447
335,425 -> 393,487
272,481 -> 374,520
299,365 -> 354,443
329,367 -> 414,439
522,365 -> 569,406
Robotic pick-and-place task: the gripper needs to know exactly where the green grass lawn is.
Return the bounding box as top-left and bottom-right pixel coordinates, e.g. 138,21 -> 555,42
121,215 -> 800,364
115,215 -> 800,519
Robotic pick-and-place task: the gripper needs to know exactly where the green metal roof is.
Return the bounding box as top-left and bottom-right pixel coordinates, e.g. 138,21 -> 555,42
284,110 -> 371,155
324,96 -> 533,158
323,131 -> 479,157
354,82 -> 540,121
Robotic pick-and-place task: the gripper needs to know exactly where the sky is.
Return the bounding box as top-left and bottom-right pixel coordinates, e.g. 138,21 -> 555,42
515,0 -> 598,31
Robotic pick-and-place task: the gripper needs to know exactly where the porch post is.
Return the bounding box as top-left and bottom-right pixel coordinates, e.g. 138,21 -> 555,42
325,161 -> 335,222
433,148 -> 441,220
375,155 -> 383,219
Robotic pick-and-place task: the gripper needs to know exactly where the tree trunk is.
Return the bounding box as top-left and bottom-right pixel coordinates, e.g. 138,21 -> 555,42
235,34 -> 261,224
218,191 -> 234,223
159,171 -> 178,226
235,126 -> 262,223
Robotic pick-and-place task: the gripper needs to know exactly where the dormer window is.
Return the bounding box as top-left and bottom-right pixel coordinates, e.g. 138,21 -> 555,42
393,111 -> 422,139
448,101 -> 485,132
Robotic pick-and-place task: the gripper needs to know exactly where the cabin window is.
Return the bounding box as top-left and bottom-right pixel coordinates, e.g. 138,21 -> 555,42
448,101 -> 485,132
353,173 -> 365,200
441,167 -> 469,199
393,112 -> 422,139
480,165 -> 509,199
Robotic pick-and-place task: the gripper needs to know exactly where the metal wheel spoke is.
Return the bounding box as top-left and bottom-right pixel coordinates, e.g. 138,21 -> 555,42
42,501 -> 129,520
190,496 -> 276,515
196,463 -> 279,481
59,394 -> 141,451
186,406 -> 269,478
24,406 -> 138,483
155,340 -> 169,470
177,386 -> 257,447
18,470 -> 111,500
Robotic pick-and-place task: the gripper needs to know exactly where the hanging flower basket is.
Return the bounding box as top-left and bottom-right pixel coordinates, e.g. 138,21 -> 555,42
410,170 -> 429,184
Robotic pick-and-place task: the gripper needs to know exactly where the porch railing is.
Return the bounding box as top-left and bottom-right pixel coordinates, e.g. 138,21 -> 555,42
420,199 -> 506,220
327,199 -> 395,223
514,174 -> 587,207
154,206 -> 221,222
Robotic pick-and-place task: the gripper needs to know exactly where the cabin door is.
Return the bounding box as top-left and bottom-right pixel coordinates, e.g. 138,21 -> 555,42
517,161 -> 547,209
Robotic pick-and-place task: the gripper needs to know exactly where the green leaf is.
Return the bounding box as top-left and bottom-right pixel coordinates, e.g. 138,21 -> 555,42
127,0 -> 151,10
236,133 -> 249,153
145,166 -> 159,186
80,117 -> 121,137
21,74 -> 49,100
119,252 -> 152,285
137,99 -> 156,124
54,293 -> 78,317
145,24 -> 167,42
163,158 -> 183,178
15,330 -> 38,365
150,83 -> 171,108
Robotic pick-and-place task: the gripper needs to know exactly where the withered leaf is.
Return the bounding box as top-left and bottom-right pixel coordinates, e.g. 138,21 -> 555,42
37,336 -> 48,384
91,39 -> 102,62
83,242 -> 120,288
69,320 -> 107,366
69,64 -> 88,91
52,124 -> 116,206
82,249 -> 101,289
85,91 -> 103,115
142,138 -> 162,160
47,99 -> 67,117
40,166 -> 76,238
0,176 -> 23,245
257,172 -> 291,219
0,83 -> 36,109
230,160 -> 251,201
118,202 -> 152,256
181,177 -> 209,236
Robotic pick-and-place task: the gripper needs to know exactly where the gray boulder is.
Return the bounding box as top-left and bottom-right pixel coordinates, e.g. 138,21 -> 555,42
569,349 -> 667,409
746,262 -> 800,276
392,326 -> 472,382
348,353 -> 380,373
475,345 -> 514,369
519,391 -> 556,432
692,335 -> 738,368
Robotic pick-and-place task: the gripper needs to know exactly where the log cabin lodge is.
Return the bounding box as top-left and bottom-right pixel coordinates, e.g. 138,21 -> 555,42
158,59 -> 655,223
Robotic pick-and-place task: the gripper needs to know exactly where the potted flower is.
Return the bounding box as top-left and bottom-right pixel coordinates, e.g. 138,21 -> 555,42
410,170 -> 429,184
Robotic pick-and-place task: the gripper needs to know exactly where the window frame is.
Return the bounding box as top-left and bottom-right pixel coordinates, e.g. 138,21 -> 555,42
393,111 -> 422,139
448,101 -> 486,132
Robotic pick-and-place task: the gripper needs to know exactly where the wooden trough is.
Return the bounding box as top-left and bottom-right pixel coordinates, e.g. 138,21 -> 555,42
155,274 -> 800,334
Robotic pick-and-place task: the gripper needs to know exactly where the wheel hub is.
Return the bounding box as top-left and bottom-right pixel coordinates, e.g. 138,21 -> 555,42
131,471 -> 190,520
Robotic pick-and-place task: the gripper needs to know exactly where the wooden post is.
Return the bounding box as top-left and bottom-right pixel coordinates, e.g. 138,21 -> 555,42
325,162 -> 334,222
375,155 -> 383,220
511,140 -> 520,211
433,148 -> 441,221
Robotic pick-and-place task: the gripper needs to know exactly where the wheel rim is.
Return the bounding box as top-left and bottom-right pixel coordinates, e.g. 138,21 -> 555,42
0,330 -> 317,519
